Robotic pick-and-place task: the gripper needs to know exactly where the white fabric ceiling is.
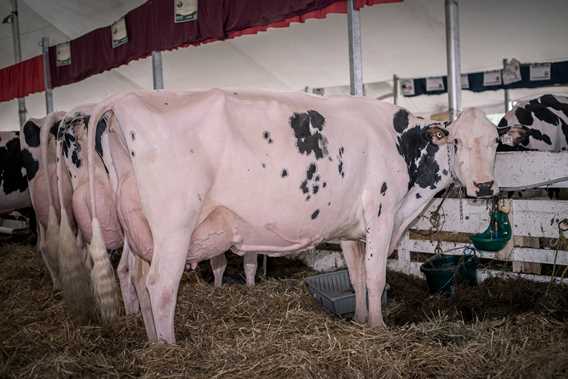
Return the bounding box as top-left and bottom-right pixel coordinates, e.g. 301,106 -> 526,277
0,0 -> 567,130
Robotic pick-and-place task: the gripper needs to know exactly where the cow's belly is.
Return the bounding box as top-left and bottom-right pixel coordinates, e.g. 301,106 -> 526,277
201,182 -> 365,254
187,203 -> 362,264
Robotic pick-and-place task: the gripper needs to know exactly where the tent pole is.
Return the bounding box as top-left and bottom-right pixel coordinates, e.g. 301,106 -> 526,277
347,0 -> 363,96
152,51 -> 164,90
9,0 -> 27,126
503,58 -> 511,112
445,0 -> 461,121
41,37 -> 54,114
393,74 -> 399,105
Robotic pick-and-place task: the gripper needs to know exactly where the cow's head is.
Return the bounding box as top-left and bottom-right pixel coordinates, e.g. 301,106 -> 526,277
446,108 -> 499,198
497,124 -> 529,147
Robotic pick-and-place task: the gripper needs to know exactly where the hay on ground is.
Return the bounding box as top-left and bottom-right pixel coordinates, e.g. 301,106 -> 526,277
1,237 -> 568,378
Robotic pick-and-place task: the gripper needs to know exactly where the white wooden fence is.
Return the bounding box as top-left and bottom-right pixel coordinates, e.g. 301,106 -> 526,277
388,152 -> 568,284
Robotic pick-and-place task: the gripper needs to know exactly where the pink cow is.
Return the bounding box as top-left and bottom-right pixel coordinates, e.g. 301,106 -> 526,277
54,105 -> 257,326
86,89 -> 498,343
19,112 -> 71,290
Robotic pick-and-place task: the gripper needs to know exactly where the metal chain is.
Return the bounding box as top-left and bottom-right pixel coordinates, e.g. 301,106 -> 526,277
545,218 -> 568,296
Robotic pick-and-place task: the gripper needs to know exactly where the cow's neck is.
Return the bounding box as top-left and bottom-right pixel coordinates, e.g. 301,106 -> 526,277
405,141 -> 456,203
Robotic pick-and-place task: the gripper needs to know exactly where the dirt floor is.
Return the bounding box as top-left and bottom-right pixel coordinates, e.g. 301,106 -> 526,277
1,236 -> 568,378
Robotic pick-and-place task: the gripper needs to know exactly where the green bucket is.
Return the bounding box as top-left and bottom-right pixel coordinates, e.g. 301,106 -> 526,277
470,210 -> 512,251
420,250 -> 479,295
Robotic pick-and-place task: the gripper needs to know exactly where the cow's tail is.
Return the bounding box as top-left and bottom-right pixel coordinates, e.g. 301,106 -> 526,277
40,112 -> 64,288
55,116 -> 96,322
86,98 -> 122,322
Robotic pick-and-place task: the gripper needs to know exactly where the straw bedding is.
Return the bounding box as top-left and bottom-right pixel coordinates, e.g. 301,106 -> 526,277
1,237 -> 568,378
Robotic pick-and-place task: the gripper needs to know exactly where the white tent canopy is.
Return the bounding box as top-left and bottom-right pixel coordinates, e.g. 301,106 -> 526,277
0,0 -> 567,130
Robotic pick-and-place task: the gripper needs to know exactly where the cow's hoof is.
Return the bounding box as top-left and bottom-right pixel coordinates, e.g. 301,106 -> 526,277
367,317 -> 386,329
353,312 -> 368,324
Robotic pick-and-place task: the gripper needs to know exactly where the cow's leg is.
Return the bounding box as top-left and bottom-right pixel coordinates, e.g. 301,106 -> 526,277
146,227 -> 194,343
118,239 -> 140,314
364,204 -> 394,328
131,253 -> 156,341
45,205 -> 61,287
341,241 -> 367,323
244,253 -> 257,287
210,254 -> 227,287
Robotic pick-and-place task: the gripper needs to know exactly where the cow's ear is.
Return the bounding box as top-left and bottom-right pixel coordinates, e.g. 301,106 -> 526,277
425,126 -> 449,145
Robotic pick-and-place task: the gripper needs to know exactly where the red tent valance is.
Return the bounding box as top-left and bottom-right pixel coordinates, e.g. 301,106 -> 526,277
0,55 -> 44,102
0,0 -> 401,102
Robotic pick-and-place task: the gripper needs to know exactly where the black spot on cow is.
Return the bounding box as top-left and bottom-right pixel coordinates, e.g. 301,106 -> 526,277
380,182 -> 388,195
338,161 -> 345,178
515,107 -> 533,126
393,109 -> 410,133
442,169 -> 448,176
0,137 -> 28,193
289,110 -> 329,159
311,209 -> 320,220
416,193 -> 422,199
95,117 -> 107,158
307,163 -> 316,179
49,123 -> 59,138
396,124 -> 442,190
336,147 -> 345,178
131,151 -> 136,157
300,180 -> 309,194
20,149 -> 38,181
61,129 -> 80,168
71,150 -> 81,167
130,131 -> 136,141
261,163 -> 266,168
60,114 -> 91,169
497,117 -> 508,129
300,163 -> 324,200
23,121 -> 41,147
263,131 -> 273,144
377,204 -> 382,218
540,95 -> 568,147
322,182 -> 327,188
281,169 -> 288,177
328,202 -> 331,206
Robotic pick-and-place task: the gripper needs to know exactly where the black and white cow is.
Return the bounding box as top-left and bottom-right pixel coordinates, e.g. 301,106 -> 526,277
497,94 -> 568,198
19,113 -> 71,289
0,131 -> 31,215
497,94 -> 568,152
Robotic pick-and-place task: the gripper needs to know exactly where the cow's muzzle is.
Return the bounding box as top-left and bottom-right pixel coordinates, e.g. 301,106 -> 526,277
474,180 -> 495,198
